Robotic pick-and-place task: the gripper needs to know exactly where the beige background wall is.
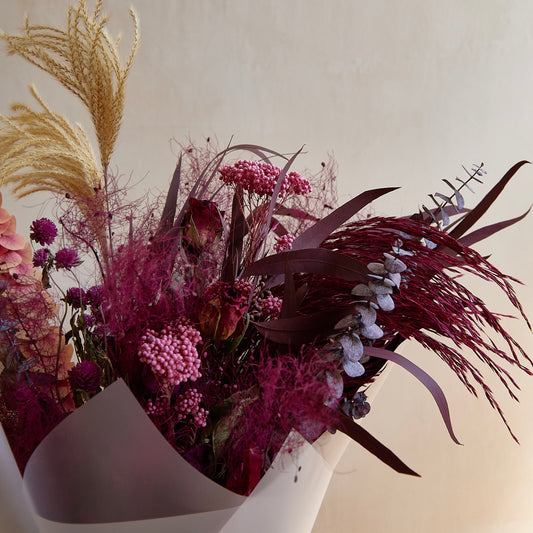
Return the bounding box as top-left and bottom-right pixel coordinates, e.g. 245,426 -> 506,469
1,1 -> 533,532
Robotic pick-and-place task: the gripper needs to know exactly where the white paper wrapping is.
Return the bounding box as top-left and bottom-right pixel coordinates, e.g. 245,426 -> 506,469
0,379 -> 351,533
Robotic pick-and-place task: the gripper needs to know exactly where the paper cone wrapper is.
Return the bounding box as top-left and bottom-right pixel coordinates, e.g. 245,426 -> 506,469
0,380 -> 352,533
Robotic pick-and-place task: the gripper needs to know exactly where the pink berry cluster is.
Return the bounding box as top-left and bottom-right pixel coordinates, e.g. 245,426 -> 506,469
218,160 -> 312,198
175,388 -> 208,427
138,318 -> 202,387
145,396 -> 167,417
274,233 -> 295,253
256,294 -> 282,319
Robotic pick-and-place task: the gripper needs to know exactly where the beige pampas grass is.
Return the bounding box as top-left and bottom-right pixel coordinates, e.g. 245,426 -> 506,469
0,85 -> 101,200
0,0 -> 139,260
1,0 -> 138,173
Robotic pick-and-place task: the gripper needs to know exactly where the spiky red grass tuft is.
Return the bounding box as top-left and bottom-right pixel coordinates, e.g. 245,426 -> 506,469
321,216 -> 532,439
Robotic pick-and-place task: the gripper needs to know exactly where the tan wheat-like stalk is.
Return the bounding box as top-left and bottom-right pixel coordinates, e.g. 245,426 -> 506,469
1,0 -> 138,172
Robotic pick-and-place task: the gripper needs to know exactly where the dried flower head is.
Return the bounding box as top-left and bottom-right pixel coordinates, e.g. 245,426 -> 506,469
32,248 -> 50,268
138,318 -> 202,387
29,218 -> 57,246
219,160 -> 311,198
65,287 -> 87,309
68,360 -> 101,394
54,248 -> 80,270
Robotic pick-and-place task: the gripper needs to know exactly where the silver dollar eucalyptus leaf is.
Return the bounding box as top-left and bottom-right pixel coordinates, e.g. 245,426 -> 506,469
343,357 -> 365,378
361,323 -> 384,340
339,333 -> 364,362
376,293 -> 395,311
354,303 -> 377,327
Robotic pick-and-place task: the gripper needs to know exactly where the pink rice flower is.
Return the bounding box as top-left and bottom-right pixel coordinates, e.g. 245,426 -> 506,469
138,318 -> 202,387
274,233 -> 295,253
256,294 -> 282,319
175,388 -> 208,427
218,160 -> 311,198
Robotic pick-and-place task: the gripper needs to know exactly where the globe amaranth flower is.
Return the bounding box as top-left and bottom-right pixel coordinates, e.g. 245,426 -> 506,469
32,248 -> 50,268
29,218 -> 57,246
54,248 -> 80,270
87,285 -> 103,308
68,360 -> 101,394
65,287 -> 88,309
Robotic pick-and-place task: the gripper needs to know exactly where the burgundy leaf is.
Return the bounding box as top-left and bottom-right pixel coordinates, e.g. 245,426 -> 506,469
291,187 -> 399,250
365,346 -> 461,445
458,208 -> 531,248
243,248 -> 368,281
252,307 -> 353,345
333,411 -> 420,476
449,161 -> 530,240
274,205 -> 319,222
159,155 -> 182,232
280,262 -> 297,318
262,148 -> 304,247
222,189 -> 246,282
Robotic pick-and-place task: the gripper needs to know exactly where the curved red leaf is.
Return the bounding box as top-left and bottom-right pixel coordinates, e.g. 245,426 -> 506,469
365,346 -> 461,445
449,161 -> 530,240
333,412 -> 420,476
291,187 -> 399,250
243,248 -> 368,281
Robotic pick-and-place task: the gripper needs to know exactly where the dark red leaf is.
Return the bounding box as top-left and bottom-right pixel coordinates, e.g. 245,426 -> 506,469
333,412 -> 420,476
243,248 -> 368,282
274,205 -> 319,222
365,346 -> 461,445
252,307 -> 353,344
458,208 -> 531,248
280,262 -> 296,318
291,187 -> 399,250
222,190 -> 247,282
449,161 -> 530,240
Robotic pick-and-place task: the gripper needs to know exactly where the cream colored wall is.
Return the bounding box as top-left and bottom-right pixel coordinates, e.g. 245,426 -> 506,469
2,1 -> 533,532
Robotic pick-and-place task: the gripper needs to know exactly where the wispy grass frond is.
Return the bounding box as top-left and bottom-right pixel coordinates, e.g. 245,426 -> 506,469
1,0 -> 139,170
0,85 -> 101,199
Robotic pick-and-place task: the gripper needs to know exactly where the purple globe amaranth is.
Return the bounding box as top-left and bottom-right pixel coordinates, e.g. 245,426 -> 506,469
65,287 -> 87,309
29,218 -> 57,246
87,285 -> 103,308
54,248 -> 80,270
32,248 -> 50,268
68,360 -> 101,394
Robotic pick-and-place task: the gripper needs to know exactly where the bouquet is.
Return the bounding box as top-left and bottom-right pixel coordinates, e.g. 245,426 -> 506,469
0,1 -> 531,530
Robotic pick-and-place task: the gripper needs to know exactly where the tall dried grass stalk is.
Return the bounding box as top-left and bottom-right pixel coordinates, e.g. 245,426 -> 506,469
0,85 -> 101,199
1,0 -> 138,172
